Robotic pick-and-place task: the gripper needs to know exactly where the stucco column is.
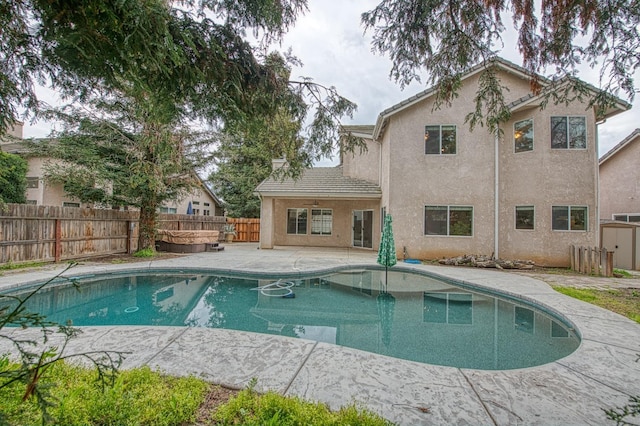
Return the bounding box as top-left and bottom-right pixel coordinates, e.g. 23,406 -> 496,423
259,196 -> 275,249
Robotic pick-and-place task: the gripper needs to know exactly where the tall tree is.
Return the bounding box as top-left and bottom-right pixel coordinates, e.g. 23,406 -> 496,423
210,109 -> 303,218
11,1 -> 359,249
31,97 -> 210,250
0,151 -> 27,204
362,0 -> 639,132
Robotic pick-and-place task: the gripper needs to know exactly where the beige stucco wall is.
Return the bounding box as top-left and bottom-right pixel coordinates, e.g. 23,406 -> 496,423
380,70 -> 599,266
384,72 -> 507,260
342,137 -> 380,185
25,157 -> 87,207
499,103 -> 599,266
599,135 -> 640,220
263,198 -> 381,249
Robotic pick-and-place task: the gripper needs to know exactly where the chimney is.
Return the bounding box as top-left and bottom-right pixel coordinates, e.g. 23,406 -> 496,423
9,122 -> 24,139
272,158 -> 287,170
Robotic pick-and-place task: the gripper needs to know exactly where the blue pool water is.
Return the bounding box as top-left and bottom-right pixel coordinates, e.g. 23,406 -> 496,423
4,268 -> 580,370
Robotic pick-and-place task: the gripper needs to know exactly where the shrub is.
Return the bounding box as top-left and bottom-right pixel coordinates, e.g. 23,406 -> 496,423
133,247 -> 156,258
0,362 -> 209,425
213,384 -> 393,426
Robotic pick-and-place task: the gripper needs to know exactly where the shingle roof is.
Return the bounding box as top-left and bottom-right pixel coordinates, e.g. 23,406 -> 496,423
256,166 -> 381,198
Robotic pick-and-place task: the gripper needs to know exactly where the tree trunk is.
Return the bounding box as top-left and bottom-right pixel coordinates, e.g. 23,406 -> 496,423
138,202 -> 157,251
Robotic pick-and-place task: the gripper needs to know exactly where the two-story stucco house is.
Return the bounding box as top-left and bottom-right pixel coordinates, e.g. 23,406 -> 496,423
256,57 -> 630,266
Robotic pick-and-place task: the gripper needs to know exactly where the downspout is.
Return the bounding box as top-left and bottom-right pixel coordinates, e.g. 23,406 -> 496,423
494,129 -> 500,259
595,116 -> 606,248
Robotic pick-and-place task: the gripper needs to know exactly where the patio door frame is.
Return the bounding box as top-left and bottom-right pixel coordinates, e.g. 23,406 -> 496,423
352,209 -> 374,249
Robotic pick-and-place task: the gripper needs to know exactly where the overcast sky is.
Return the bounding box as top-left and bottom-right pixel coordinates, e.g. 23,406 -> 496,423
23,0 -> 639,162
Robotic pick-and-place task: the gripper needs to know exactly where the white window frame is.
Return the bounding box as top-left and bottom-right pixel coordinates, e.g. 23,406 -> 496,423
552,205 -> 588,231
311,208 -> 332,236
612,213 -> 640,223
514,118 -> 534,153
515,206 -> 535,230
424,125 -> 457,155
26,177 -> 39,188
287,208 -> 308,235
550,116 -> 587,150
424,205 -> 473,237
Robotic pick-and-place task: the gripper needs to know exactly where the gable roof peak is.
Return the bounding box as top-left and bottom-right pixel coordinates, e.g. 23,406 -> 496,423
372,56 -> 539,139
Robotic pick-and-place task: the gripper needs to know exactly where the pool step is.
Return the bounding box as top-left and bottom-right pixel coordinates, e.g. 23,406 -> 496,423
206,242 -> 225,252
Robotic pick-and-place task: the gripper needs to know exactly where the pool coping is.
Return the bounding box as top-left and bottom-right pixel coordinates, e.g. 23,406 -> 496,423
1,246 -> 639,425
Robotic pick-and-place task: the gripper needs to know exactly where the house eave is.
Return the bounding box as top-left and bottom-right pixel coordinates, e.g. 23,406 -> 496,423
254,191 -> 382,199
372,57 -> 544,140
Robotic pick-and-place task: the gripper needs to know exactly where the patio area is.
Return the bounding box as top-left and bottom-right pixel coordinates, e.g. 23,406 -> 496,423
1,243 -> 639,425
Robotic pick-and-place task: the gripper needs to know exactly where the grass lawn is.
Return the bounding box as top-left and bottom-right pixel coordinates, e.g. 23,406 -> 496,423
553,286 -> 640,323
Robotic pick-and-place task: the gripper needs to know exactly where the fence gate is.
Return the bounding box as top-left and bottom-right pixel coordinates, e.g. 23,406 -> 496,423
227,218 -> 260,242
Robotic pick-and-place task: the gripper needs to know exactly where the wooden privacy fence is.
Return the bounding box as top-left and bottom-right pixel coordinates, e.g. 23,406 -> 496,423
0,204 -> 229,264
570,245 -> 614,277
157,214 -> 226,231
226,218 -> 260,242
0,204 -> 139,264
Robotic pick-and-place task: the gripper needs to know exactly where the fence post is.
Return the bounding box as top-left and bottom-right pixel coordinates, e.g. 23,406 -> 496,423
55,218 -> 62,262
606,251 -> 614,277
126,221 -> 133,254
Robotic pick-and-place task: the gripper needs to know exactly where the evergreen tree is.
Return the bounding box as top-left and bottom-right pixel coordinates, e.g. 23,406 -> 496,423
8,1 -> 360,250
210,109 -> 303,218
0,151 -> 27,204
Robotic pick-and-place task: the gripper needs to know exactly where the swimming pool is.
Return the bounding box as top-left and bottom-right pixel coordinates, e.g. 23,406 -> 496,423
3,267 -> 580,370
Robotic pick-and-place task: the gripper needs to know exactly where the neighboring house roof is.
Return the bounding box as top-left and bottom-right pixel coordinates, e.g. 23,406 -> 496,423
2,137 -> 224,207
196,174 -> 223,207
341,125 -> 375,139
372,56 -> 631,140
256,166 -> 382,198
599,128 -> 640,165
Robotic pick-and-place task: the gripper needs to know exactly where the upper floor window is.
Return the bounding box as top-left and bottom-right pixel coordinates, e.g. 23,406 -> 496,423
613,214 -> 640,223
551,116 -> 586,149
26,177 -> 39,188
424,205 -> 473,236
192,201 -> 200,205
552,206 -> 587,231
311,209 -> 332,235
63,202 -> 80,208
425,125 -> 456,155
158,206 -> 177,214
514,119 -> 534,153
515,206 -> 535,230
287,208 -> 307,235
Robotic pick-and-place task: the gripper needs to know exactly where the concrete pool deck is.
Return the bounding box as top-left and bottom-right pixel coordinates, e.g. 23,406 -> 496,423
1,244 -> 639,425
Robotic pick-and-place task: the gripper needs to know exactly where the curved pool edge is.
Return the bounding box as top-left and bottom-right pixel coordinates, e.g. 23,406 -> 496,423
1,249 -> 639,425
